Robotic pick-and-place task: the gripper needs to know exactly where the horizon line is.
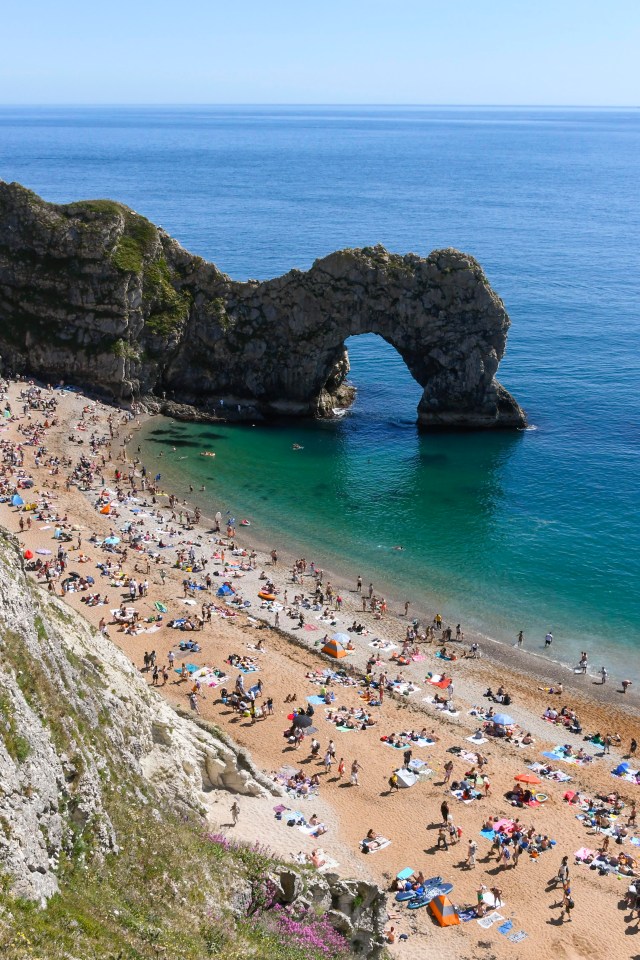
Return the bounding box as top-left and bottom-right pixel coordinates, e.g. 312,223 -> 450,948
0,102 -> 639,110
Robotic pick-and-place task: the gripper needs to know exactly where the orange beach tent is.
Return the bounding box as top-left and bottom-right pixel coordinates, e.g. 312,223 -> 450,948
321,638 -> 347,659
429,895 -> 460,927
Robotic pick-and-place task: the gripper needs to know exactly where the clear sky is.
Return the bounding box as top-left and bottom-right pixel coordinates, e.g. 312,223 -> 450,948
2,0 -> 638,106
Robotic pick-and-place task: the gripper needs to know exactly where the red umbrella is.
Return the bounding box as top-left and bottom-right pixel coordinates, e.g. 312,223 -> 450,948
23,549 -> 34,560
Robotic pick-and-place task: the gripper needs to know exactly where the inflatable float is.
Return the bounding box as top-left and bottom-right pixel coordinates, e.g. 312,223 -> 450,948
258,591 -> 277,601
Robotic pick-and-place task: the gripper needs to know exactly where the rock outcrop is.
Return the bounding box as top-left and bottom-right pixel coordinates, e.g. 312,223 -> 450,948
0,180 -> 525,429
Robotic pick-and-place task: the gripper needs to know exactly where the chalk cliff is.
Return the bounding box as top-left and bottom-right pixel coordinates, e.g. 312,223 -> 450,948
0,180 -> 525,429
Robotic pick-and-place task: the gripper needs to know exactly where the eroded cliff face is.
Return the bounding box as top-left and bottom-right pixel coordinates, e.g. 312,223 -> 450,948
0,180 -> 525,429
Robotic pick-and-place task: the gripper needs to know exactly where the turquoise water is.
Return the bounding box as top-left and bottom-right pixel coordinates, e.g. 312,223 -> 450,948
1,106 -> 639,678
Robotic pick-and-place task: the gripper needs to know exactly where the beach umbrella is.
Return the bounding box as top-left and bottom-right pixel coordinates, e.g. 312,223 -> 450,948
104,536 -> 121,546
292,714 -> 313,729
492,713 -> 514,726
23,549 -> 34,560
514,773 -> 542,785
11,494 -> 24,507
332,632 -> 350,643
100,505 -> 111,515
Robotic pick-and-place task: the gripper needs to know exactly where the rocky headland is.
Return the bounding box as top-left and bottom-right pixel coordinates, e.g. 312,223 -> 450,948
0,181 -> 525,430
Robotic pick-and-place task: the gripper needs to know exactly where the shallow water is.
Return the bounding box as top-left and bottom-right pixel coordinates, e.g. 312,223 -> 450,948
1,105 -> 639,679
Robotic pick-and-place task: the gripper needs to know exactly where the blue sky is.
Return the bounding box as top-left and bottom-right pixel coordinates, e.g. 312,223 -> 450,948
2,0 -> 638,105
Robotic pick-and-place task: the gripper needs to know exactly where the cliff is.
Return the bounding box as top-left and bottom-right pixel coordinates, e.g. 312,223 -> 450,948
0,531 -> 386,958
0,180 -> 525,430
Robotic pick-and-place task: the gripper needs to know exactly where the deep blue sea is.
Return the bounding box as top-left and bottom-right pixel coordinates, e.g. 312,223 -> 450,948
1,106 -> 639,679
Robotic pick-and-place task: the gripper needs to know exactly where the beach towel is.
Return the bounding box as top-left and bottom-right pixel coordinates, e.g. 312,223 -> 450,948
466,735 -> 488,745
317,858 -> 339,873
498,920 -> 513,935
307,695 -> 326,705
361,837 -> 391,853
477,912 -> 504,929
396,867 -> 414,881
458,908 -> 478,922
574,847 -> 597,861
509,931 -> 528,944
480,829 -> 496,841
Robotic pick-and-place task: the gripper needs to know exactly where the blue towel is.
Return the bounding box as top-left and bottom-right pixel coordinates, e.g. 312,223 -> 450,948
307,695 -> 326,705
498,920 -> 513,935
480,829 -> 495,840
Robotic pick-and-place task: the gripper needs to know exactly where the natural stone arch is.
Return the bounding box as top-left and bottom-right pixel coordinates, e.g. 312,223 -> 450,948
195,245 -> 526,430
0,182 -> 526,431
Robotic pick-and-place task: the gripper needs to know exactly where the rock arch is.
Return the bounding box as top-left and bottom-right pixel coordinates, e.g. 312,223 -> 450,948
0,182 -> 526,431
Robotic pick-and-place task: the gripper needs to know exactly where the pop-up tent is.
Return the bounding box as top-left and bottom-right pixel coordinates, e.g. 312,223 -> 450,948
429,895 -> 460,927
217,583 -> 235,597
395,768 -> 417,789
321,638 -> 347,658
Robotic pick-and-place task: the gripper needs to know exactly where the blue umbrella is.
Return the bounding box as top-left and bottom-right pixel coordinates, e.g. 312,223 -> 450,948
104,536 -> 121,546
11,494 -> 24,507
492,713 -> 514,726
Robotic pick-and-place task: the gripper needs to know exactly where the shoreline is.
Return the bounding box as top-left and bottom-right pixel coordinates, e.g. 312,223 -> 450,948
129,410 -> 640,714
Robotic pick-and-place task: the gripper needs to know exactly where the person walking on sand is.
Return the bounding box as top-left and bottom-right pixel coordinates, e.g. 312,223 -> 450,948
441,800 -> 450,824
337,757 -> 345,779
555,855 -> 569,887
350,759 -> 362,786
323,750 -> 333,774
404,601 -> 410,616
561,886 -> 574,922
437,825 -> 448,850
356,576 -> 362,593
466,839 -> 477,869
600,666 -> 608,685
231,800 -> 240,826
443,759 -> 454,784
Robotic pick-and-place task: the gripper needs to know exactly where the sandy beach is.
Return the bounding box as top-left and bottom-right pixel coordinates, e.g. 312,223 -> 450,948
1,378 -> 638,960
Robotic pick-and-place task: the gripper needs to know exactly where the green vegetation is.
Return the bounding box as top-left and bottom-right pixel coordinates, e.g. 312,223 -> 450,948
0,692 -> 30,763
110,339 -> 140,361
111,214 -> 157,273
143,258 -> 191,336
60,199 -> 127,219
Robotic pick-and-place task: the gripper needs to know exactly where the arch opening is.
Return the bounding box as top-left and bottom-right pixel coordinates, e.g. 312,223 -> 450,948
330,334 -> 423,424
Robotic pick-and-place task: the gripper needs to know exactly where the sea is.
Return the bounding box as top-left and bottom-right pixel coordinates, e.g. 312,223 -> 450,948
1,105 -> 639,680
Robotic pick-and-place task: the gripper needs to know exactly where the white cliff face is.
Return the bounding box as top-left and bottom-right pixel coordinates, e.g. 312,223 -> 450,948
0,532 -> 275,903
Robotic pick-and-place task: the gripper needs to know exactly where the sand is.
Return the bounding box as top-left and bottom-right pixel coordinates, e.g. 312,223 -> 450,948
1,379 -> 638,960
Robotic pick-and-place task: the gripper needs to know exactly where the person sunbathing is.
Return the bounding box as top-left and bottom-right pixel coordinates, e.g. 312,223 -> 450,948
308,848 -> 326,868
364,829 -> 385,850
